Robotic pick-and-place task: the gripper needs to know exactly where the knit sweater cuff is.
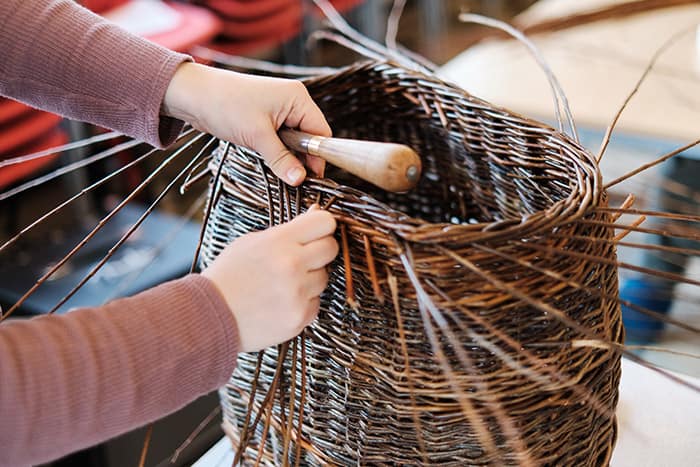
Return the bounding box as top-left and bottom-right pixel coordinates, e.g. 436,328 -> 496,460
148,53 -> 193,148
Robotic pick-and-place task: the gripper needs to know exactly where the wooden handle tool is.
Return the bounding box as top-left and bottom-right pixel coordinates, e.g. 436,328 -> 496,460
279,129 -> 422,192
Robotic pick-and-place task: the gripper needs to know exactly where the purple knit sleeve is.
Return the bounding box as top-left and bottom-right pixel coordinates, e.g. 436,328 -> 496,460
0,274 -> 239,467
0,0 -> 192,148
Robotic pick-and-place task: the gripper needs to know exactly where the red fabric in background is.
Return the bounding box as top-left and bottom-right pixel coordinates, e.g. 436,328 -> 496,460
0,99 -> 33,125
0,112 -> 62,155
0,104 -> 65,186
198,0 -> 365,54
143,2 -> 222,53
0,0 -> 133,185
80,0 -> 131,14
0,129 -> 66,189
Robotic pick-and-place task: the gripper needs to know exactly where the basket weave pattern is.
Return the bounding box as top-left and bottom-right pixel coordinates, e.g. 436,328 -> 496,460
200,61 -> 623,466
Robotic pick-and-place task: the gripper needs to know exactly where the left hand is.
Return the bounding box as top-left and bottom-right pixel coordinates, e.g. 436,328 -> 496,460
201,205 -> 338,352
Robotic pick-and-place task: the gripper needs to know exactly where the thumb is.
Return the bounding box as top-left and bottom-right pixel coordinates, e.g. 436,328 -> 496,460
257,131 -> 306,186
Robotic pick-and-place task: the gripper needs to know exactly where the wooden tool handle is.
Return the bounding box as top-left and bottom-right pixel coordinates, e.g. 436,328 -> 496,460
279,129 -> 422,192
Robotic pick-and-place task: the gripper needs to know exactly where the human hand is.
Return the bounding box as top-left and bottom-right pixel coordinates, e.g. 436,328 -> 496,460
201,207 -> 338,352
162,62 -> 331,185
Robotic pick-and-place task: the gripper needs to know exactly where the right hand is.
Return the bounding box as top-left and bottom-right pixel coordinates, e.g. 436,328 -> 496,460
202,207 -> 338,352
163,63 -> 331,185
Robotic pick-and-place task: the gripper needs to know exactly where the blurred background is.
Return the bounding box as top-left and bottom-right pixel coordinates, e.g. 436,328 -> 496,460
1,1 -> 697,466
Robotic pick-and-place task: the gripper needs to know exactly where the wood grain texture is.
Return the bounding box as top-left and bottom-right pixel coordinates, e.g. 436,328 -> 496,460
279,128 -> 421,192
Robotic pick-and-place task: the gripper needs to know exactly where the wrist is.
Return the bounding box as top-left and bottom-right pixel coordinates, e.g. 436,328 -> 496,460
162,61 -> 204,123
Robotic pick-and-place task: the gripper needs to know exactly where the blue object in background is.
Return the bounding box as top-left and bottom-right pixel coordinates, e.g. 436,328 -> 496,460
0,204 -> 201,315
619,277 -> 673,344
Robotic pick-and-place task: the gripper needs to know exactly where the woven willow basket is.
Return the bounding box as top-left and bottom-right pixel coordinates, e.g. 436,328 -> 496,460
199,60 -> 623,466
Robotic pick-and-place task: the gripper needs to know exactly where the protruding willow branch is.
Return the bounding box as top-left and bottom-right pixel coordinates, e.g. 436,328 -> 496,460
458,13 -> 578,142
604,137 -> 700,189
0,130 -> 122,168
597,26 -> 694,162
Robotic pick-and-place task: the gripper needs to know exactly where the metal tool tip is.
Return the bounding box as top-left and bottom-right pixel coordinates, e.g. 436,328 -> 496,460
406,165 -> 420,183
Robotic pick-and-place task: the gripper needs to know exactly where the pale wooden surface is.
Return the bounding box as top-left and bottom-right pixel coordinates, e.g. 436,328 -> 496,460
193,359 -> 700,467
440,0 -> 700,142
441,0 -> 700,379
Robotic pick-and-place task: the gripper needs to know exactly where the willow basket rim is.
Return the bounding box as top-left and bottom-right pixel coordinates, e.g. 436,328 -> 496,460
247,59 -> 605,244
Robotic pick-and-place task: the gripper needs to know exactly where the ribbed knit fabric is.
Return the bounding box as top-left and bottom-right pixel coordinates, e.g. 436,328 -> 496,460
0,0 -> 191,148
0,274 -> 239,467
0,2 -> 241,465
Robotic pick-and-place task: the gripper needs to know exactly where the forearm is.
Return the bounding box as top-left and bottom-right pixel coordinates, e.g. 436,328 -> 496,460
0,274 -> 239,467
0,0 -> 190,147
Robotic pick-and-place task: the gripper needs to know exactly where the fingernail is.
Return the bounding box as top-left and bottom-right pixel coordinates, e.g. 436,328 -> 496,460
309,203 -> 320,211
287,167 -> 305,184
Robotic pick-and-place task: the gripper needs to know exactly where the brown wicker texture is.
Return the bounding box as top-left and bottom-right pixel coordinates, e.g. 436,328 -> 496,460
199,60 -> 623,466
